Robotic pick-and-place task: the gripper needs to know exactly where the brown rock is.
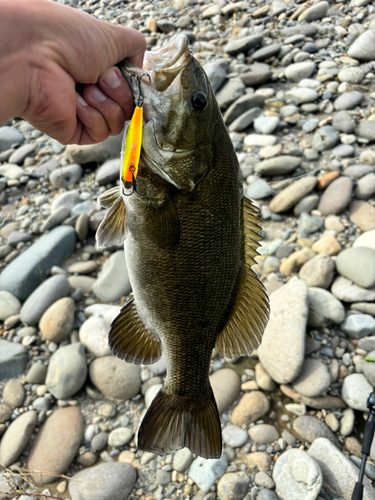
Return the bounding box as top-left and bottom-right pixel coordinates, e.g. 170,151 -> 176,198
28,406 -> 84,484
210,368 -> 241,414
349,200 -> 375,232
317,171 -> 340,190
2,379 -> 25,408
269,177 -> 317,213
231,391 -> 270,426
299,254 -> 335,289
318,177 -> 353,215
0,403 -> 12,424
279,247 -> 316,275
89,356 -> 140,401
77,451 -> 97,467
146,18 -> 158,33
311,235 -> 342,255
345,436 -> 362,459
39,297 -> 75,343
245,451 -> 272,471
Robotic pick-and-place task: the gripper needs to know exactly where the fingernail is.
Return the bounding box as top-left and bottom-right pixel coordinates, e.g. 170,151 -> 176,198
76,93 -> 88,106
103,69 -> 121,89
91,86 -> 106,103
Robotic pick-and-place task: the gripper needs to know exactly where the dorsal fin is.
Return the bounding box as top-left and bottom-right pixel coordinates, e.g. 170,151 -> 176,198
96,195 -> 128,247
215,197 -> 270,358
109,296 -> 162,365
98,186 -> 121,208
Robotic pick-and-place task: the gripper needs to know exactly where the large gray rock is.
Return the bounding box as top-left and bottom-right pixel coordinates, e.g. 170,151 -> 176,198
0,226 -> 76,301
348,30 -> 375,61
0,126 -> 23,152
0,339 -> 29,380
46,343 -> 87,399
308,438 -> 375,500
20,274 -> 71,326
259,278 -> 308,384
273,448 -> 322,500
69,462 -> 137,500
308,287 -> 345,327
318,177 -> 352,215
0,411 -> 37,467
92,250 -> 131,303
66,133 -> 123,164
293,416 -> 340,448
331,277 -> 375,303
342,373 -> 373,411
89,356 -> 140,401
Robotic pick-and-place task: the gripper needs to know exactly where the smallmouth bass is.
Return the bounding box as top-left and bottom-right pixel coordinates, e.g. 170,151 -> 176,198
96,35 -> 269,459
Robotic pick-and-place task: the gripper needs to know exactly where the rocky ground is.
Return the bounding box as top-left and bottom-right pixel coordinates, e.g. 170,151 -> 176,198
1,0 -> 375,499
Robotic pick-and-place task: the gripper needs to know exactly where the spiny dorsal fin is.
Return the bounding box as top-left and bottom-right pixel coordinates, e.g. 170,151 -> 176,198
215,196 -> 269,358
109,296 -> 162,365
98,186 -> 121,208
96,195 -> 128,247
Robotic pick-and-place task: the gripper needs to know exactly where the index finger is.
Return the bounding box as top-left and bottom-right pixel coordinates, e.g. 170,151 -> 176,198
109,25 -> 147,69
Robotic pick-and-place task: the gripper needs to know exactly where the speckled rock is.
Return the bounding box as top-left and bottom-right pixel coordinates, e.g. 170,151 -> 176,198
217,472 -> 250,500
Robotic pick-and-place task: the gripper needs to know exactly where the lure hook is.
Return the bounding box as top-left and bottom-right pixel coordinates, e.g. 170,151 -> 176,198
130,73 -> 151,108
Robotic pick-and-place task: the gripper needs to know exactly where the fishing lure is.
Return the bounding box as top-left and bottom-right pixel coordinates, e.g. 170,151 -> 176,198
122,74 -> 149,195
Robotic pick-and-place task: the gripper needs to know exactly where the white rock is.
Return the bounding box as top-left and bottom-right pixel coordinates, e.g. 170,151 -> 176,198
79,316 -> 111,357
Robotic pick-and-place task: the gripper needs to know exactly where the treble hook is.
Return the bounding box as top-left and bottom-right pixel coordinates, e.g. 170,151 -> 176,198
130,73 -> 151,108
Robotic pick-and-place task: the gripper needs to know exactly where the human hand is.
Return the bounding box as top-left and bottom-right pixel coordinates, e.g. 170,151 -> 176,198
1,0 -> 146,145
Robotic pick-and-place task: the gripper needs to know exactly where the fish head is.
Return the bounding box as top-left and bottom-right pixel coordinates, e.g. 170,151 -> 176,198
121,35 -> 216,191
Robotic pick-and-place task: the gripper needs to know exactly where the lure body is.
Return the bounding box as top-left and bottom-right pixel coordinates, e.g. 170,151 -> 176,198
122,106 -> 143,189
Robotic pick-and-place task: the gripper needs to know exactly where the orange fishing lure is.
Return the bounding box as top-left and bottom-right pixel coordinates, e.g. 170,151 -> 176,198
122,105 -> 143,192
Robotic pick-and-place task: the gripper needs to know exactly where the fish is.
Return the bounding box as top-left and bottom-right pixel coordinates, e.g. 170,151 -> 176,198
96,34 -> 269,459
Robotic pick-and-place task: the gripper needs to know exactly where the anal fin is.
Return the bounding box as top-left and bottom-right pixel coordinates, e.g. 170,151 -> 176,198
109,296 -> 162,365
215,196 -> 270,358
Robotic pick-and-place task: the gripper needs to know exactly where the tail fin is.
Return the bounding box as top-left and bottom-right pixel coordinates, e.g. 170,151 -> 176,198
137,384 -> 222,459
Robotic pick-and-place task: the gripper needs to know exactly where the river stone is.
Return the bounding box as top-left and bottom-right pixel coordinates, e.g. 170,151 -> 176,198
349,200 -> 375,232
224,94 -> 265,125
239,64 -> 272,87
26,362 -> 48,384
217,472 -> 250,500
357,121 -> 375,142
229,107 -> 262,133
255,156 -> 301,176
292,359 -> 331,397
0,290 -> 21,320
355,173 -> 375,199
299,0 -> 328,21
92,250 -> 131,303
0,163 -> 25,179
0,126 -> 23,152
312,126 -> 339,151
3,378 -> 25,408
286,88 -> 318,105
362,350 -> 375,386
96,159 -> 121,185
49,164 -> 83,188
332,110 -> 355,134
0,339 -> 28,380
308,288 -> 345,327
298,213 -> 324,236
203,62 -> 226,93
189,453 -> 228,494
331,276 -> 375,303
39,297 -> 75,342
172,448 -> 194,472
334,91 -> 364,111
285,62 -> 316,82
318,177 -> 352,215
293,416 -> 340,447
79,316 -> 111,357
248,424 -> 279,444
353,229 -> 375,250
0,411 -> 37,467
246,179 -> 273,200
252,43 -> 280,61
342,373 -> 373,411
254,116 -> 280,135
0,226 -> 76,301
308,438 -> 375,500
273,448 -> 323,500
341,314 -> 375,339
338,66 -> 365,84
69,462 -> 136,500
28,406 -> 84,484
259,278 -> 308,384
231,391 -> 270,426
269,177 -> 317,213
210,368 -> 241,414
89,356 -> 140,401
46,343 -> 87,399
108,427 -> 133,447
222,425 -> 248,448
51,190 -> 80,213
216,79 -> 246,109
348,29 -> 375,61
224,35 -> 263,56
66,133 -> 123,164
336,247 -> 375,289
299,255 -> 335,290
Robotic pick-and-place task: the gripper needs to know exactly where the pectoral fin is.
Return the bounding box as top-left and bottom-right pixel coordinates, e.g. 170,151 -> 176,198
96,195 -> 128,247
98,186 -> 121,208
109,295 -> 162,365
215,197 -> 270,358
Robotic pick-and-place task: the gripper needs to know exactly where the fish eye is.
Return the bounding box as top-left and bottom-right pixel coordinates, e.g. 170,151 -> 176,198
191,91 -> 207,112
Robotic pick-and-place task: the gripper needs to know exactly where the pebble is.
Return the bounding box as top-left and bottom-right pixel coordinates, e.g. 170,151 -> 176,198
348,29 -> 375,61
224,94 -> 265,125
217,472 -> 250,500
0,403 -> 12,424
2,378 -> 25,408
89,356 -> 140,401
39,297 -> 75,342
248,424 -> 279,444
292,359 -> 331,398
332,276 -> 375,303
299,254 -> 335,289
0,226 -> 76,301
222,425 -> 248,448
349,200 -> 375,232
210,368 -> 240,414
293,416 -> 341,447
255,156 -> 301,176
269,177 -> 317,213
255,363 -> 276,392
345,435 -> 362,456
308,287 -> 345,327
318,177 -> 353,215
0,410 -> 37,467
96,159 -> 121,185
332,110 -> 355,133
285,62 -> 316,82
49,164 -> 83,188
69,462 -> 137,500
0,339 -> 28,380
231,391 -> 270,426
246,179 -> 273,200
310,234 -> 341,256
46,343 -> 87,399
79,315 -> 111,357
308,438 -> 375,500
0,290 -> 21,320
273,448 -> 322,500
298,213 -> 324,236
342,373 -> 373,411
355,173 -> 375,199
92,250 -> 131,302
108,427 -> 133,447
340,314 -> 375,339
280,248 -> 316,275
357,121 -> 375,142
0,126 -> 23,151
20,274 -> 71,326
361,350 -> 375,385
259,278 -> 308,384
91,432 -> 108,452
336,247 -> 375,289
254,116 -> 280,135
334,91 -> 364,111
172,448 -> 194,472
189,453 -> 227,494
